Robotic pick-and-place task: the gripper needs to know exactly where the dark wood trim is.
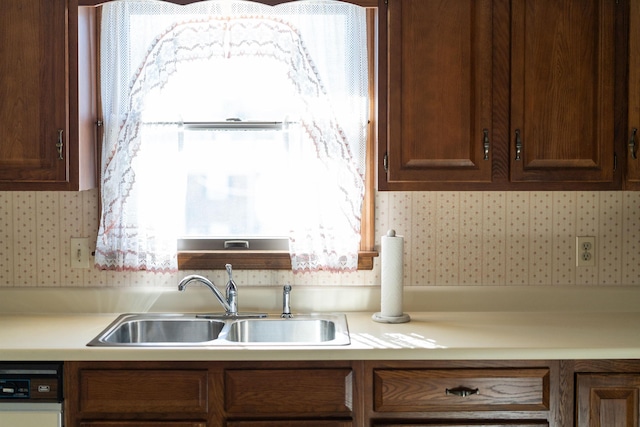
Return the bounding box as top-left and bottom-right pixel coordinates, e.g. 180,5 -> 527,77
79,0 -> 378,7
178,250 -> 378,270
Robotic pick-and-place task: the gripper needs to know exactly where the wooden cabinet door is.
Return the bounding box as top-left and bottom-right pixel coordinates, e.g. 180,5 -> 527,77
0,0 -> 68,186
576,374 -> 640,427
627,0 -> 640,188
510,0 -> 617,185
379,0 -> 493,190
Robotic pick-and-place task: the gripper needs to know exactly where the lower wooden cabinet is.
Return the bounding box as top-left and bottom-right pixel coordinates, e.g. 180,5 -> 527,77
65,359 -> 640,427
576,373 -> 640,427
225,368 -> 353,417
65,361 -> 359,427
366,361 -> 557,426
374,424 -> 546,427
227,422 -> 352,427
80,423 -> 206,427
372,368 -> 549,412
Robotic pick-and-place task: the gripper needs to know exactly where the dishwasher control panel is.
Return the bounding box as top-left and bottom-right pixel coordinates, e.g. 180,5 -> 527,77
0,363 -> 62,402
1,379 -> 31,398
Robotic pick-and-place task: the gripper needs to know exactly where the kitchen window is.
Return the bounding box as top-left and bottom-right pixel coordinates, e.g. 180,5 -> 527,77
91,0 -> 377,273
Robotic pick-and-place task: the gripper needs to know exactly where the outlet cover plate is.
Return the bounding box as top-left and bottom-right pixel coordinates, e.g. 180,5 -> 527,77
70,237 -> 91,269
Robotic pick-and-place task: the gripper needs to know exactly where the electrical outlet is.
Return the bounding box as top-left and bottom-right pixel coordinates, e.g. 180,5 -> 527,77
70,237 -> 91,269
576,236 -> 596,267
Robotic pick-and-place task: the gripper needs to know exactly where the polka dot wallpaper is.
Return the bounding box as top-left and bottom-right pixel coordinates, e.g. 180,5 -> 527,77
0,189 -> 639,288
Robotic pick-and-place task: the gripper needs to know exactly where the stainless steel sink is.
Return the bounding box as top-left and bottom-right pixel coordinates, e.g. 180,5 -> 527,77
87,314 -> 226,346
87,313 -> 350,347
219,314 -> 350,345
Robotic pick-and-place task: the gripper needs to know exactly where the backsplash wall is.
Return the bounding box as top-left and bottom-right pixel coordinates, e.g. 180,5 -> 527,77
1,189 -> 639,288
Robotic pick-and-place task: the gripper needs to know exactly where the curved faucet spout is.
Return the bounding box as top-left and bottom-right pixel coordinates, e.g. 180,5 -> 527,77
178,275 -> 233,314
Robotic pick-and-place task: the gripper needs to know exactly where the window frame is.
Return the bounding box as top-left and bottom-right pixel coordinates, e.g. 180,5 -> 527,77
84,0 -> 378,270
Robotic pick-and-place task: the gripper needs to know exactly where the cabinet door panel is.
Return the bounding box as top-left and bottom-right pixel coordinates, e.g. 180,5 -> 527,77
576,374 -> 640,427
510,0 -> 615,183
381,0 -> 493,188
80,423 -> 206,427
225,369 -> 353,416
0,0 -> 68,184
78,369 -> 208,415
227,422 -> 351,427
627,0 -> 640,187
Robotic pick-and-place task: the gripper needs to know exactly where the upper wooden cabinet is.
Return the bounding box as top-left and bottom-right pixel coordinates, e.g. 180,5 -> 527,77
379,0 -> 624,190
627,0 -> 640,189
0,0 -> 95,191
510,0 -> 617,186
379,0 -> 493,190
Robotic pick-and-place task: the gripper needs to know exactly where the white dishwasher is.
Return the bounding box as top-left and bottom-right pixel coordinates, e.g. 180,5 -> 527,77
0,362 -> 63,427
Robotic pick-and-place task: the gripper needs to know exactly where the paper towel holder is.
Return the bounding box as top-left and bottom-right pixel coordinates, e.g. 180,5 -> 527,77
372,229 -> 410,324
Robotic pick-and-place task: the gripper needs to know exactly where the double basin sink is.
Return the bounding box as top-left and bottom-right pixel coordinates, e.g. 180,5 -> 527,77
87,312 -> 350,347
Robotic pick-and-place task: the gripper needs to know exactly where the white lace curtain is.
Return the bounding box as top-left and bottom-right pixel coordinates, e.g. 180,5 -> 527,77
95,0 -> 369,273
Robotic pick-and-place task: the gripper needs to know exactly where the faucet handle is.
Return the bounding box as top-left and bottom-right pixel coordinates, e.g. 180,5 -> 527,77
281,284 -> 293,318
225,263 -> 233,280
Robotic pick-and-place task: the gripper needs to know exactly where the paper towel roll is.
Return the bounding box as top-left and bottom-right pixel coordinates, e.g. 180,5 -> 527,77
380,229 -> 404,317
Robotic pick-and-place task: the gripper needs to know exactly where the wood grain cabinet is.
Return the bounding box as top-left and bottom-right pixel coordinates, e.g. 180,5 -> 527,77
509,0 -> 617,186
0,0 -> 95,191
80,423 -> 206,427
224,368 -> 355,424
65,362 -> 210,426
576,373 -> 640,427
379,0 -> 493,190
65,361 -> 359,427
365,361 -> 556,426
627,0 -> 640,189
379,0 -> 624,190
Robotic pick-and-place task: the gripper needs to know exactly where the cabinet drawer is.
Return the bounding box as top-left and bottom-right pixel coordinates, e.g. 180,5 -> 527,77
81,423 -> 206,427
78,369 -> 208,414
373,368 -> 550,412
375,424 -> 547,427
225,369 -> 353,415
227,422 -> 352,427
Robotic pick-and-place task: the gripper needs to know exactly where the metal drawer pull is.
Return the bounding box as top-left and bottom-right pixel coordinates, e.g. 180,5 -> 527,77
446,386 -> 480,397
630,128 -> 638,160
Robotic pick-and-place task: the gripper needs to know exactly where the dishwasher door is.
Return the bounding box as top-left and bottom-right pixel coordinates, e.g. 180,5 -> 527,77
0,402 -> 62,427
0,362 -> 63,427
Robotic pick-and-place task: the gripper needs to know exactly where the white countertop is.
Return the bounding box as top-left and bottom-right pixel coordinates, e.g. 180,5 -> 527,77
2,310 -> 640,361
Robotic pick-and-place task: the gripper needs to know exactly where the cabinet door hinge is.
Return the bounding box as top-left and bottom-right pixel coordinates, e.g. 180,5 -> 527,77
383,152 -> 389,172
614,152 -> 617,171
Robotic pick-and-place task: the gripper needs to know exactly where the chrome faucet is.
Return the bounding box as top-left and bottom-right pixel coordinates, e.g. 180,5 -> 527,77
178,274 -> 236,316
281,284 -> 293,318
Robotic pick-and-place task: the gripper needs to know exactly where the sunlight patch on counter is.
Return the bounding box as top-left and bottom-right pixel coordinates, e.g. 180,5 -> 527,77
350,332 -> 446,349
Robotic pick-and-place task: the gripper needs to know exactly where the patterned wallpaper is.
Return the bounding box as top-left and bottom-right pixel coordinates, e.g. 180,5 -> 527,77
1,189 -> 639,288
